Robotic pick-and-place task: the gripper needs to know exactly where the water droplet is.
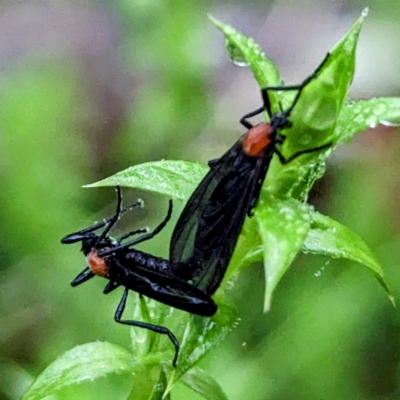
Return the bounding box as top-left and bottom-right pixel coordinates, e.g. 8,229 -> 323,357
134,331 -> 148,344
373,102 -> 388,116
285,213 -> 294,221
225,41 -> 249,67
207,321 -> 216,330
298,133 -> 313,146
166,307 -> 174,318
366,115 -> 378,128
380,119 -> 400,127
296,226 -> 306,235
225,280 -> 235,291
362,7 -> 369,17
314,265 -> 325,277
353,114 -> 365,124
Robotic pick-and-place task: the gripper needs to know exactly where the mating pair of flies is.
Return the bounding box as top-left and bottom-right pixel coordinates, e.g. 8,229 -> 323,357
62,54 -> 332,366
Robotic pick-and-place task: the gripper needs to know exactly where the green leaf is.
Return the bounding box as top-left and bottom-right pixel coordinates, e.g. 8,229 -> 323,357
149,368 -> 170,400
21,342 -> 135,400
127,295 -> 190,367
255,194 -> 313,311
181,367 -> 229,400
208,15 -> 280,89
228,214 -> 262,279
86,160 -> 208,201
0,357 -> 34,400
129,294 -> 158,362
326,8 -> 368,115
165,294 -> 238,393
336,98 -> 400,143
118,292 -> 237,396
180,293 -> 238,371
226,194 -> 394,307
125,362 -> 169,400
267,9 -> 367,200
302,212 -> 393,304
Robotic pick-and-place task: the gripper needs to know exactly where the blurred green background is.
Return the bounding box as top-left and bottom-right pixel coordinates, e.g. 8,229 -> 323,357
1,0 -> 400,399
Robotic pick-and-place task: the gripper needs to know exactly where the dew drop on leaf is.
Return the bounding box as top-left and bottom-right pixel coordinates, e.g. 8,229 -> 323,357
366,115 -> 378,128
373,101 -> 388,116
362,7 -> 369,17
225,41 -> 249,67
380,119 -> 400,127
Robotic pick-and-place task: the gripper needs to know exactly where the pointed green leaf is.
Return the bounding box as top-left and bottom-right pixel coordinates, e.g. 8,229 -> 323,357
268,9 -> 367,199
165,294 -> 238,394
181,367 -> 229,400
302,211 -> 393,304
208,15 -> 280,89
125,362 -> 168,400
149,368 -> 169,400
129,296 -> 191,366
255,194 -> 313,311
129,294 -> 157,362
86,160 -> 208,201
326,8 -> 368,113
0,357 -> 33,400
336,98 -> 400,143
180,293 -> 238,372
228,214 -> 262,279
21,342 -> 135,400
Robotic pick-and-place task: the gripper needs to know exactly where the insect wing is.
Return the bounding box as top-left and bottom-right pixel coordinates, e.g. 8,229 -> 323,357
170,140 -> 272,295
170,143 -> 242,264
109,261 -> 217,317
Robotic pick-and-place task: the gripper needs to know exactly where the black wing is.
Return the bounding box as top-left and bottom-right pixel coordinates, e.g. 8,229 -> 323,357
170,139 -> 274,295
108,259 -> 217,317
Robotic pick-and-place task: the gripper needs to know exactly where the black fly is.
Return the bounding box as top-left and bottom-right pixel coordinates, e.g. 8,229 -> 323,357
170,54 -> 332,295
61,186 -> 217,366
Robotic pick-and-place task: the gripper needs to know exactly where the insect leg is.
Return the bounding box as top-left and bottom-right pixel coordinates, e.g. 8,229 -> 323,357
118,228 -> 149,244
61,189 -> 142,244
99,200 -> 173,256
115,288 -> 180,366
262,53 -> 330,116
103,281 -> 121,294
275,141 -> 332,165
239,106 -> 265,129
71,267 -> 95,287
94,186 -> 124,246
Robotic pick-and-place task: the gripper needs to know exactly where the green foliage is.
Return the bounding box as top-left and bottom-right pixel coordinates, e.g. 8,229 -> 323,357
21,343 -> 136,400
23,296 -> 237,400
22,8 -> 400,400
337,98 -> 400,142
87,160 -> 208,201
181,367 -> 229,400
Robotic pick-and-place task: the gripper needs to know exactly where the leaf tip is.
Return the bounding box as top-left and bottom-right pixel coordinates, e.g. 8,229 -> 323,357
208,14 -> 223,29
83,178 -> 110,188
207,13 -> 215,22
263,295 -> 272,313
361,7 -> 369,18
82,182 -> 96,188
163,374 -> 175,398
